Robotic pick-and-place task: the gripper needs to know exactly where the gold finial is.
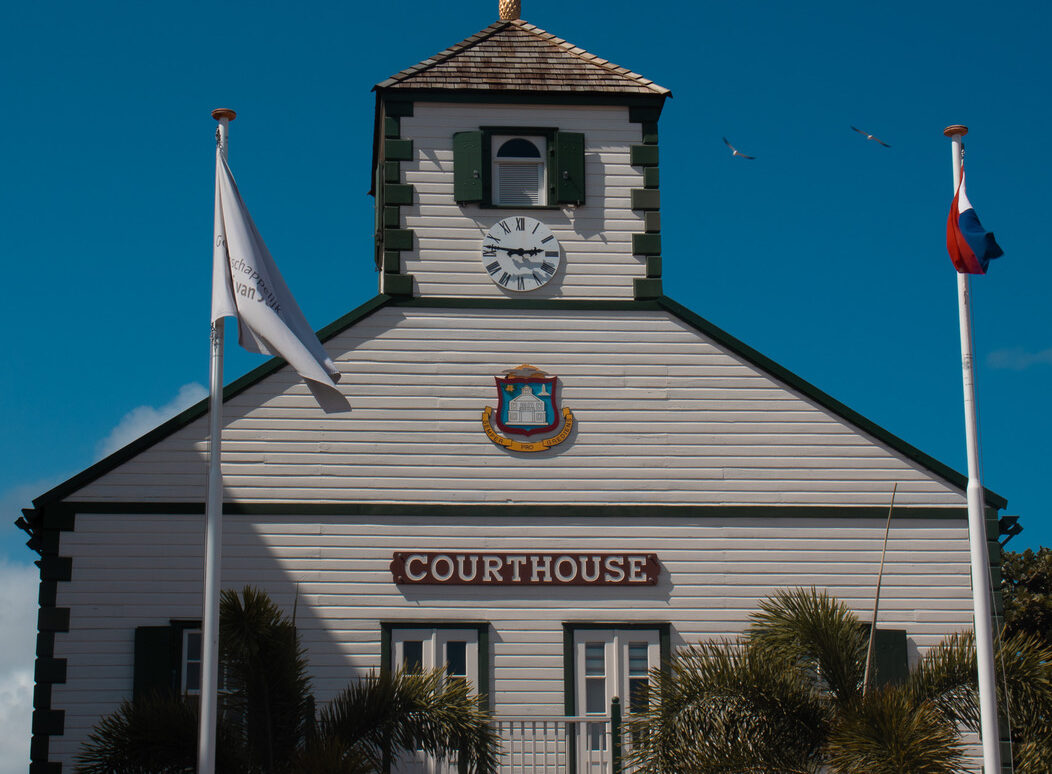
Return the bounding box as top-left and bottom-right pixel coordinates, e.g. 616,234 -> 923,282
943,125 -> 968,137
499,0 -> 521,20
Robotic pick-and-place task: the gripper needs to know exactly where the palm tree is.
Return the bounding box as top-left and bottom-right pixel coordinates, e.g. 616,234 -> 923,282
76,587 -> 499,774
299,667 -> 499,773
627,587 -> 1052,774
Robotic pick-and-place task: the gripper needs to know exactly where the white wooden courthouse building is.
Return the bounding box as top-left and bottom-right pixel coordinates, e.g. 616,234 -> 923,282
21,6 -> 1008,774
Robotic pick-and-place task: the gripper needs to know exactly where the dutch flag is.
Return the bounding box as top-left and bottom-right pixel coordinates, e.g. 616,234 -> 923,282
947,169 -> 1003,274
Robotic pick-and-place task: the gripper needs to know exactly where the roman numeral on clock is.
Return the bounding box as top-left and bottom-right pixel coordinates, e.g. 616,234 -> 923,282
499,272 -> 512,286
515,217 -> 525,231
516,276 -> 525,290
486,261 -> 501,275
540,261 -> 556,275
499,221 -> 512,234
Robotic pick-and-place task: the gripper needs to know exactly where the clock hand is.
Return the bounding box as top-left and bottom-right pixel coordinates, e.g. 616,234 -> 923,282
485,244 -> 527,257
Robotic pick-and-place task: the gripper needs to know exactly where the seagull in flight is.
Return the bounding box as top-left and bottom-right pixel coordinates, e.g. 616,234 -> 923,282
722,137 -> 756,159
850,125 -> 891,147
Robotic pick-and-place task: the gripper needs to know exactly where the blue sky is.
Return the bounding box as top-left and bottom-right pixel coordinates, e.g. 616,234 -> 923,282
0,0 -> 1049,766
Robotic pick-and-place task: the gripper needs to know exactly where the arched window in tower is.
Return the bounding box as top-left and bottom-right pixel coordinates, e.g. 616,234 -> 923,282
493,135 -> 546,206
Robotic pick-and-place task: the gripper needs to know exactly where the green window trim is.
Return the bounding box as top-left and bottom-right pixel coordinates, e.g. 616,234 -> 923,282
861,626 -> 909,687
133,619 -> 201,700
562,622 -> 672,715
453,127 -> 585,207
380,622 -> 492,701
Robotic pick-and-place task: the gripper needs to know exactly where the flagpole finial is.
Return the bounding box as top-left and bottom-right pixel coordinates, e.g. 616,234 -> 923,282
943,125 -> 968,137
211,108 -> 237,122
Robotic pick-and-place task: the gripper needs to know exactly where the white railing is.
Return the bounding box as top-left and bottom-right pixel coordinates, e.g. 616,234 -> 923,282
396,710 -> 636,774
494,713 -> 636,774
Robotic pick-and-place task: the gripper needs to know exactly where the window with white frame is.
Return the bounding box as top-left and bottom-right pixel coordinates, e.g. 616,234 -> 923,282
180,628 -> 226,695
389,626 -> 484,774
491,135 -> 547,206
572,628 -> 662,772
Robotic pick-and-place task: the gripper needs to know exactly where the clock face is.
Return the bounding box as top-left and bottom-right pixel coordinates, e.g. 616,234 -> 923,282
481,216 -> 561,292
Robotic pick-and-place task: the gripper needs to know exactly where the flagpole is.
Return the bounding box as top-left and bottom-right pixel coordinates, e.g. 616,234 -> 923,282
944,124 -> 1002,774
199,107 -> 236,774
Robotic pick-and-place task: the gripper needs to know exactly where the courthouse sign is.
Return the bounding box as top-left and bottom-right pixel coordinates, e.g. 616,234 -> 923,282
391,552 -> 660,586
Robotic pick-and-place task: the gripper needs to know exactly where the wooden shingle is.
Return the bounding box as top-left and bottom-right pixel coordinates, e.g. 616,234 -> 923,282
376,19 -> 671,96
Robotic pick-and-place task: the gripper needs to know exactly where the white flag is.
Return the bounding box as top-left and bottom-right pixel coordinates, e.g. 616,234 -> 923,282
212,154 -> 340,387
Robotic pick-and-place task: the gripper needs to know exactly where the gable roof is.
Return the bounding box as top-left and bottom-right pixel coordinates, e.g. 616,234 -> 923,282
375,19 -> 670,96
24,294 -> 1006,517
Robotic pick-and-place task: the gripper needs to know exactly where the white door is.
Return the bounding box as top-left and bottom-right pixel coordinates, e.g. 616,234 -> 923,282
574,629 -> 660,774
391,628 -> 480,774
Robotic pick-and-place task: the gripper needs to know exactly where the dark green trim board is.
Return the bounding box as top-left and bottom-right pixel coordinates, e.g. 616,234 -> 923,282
630,145 -> 659,166
382,228 -> 414,251
379,91 -> 666,112
383,184 -> 413,206
26,293 -> 1005,514
562,622 -> 673,714
380,622 -> 492,702
24,513 -> 71,773
383,100 -> 415,118
631,188 -> 660,210
628,105 -> 664,123
632,233 -> 661,256
646,256 -> 662,278
384,138 -> 413,161
634,278 -> 662,299
642,167 -> 659,189
52,500 -> 978,520
382,273 -> 413,296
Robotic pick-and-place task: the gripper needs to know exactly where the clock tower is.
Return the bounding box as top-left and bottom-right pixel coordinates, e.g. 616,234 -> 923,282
371,3 -> 670,301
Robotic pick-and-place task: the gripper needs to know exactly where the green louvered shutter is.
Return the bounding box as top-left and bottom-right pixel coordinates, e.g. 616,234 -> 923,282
872,628 -> 908,687
134,625 -> 174,699
553,131 -> 585,205
453,131 -> 484,203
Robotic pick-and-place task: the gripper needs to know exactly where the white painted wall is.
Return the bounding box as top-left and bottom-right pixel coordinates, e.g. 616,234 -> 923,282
48,510 -> 974,766
396,103 -> 648,299
72,306 -> 967,508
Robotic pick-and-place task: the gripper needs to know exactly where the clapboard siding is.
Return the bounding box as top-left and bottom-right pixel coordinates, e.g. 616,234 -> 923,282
398,103 -> 647,299
48,511 -> 973,766
72,307 -> 966,506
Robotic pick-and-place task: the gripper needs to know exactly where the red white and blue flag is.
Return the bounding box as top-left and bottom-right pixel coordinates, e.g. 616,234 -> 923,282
947,169 -> 1003,274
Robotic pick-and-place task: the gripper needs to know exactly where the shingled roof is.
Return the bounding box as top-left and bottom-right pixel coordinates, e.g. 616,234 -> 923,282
375,19 -> 670,96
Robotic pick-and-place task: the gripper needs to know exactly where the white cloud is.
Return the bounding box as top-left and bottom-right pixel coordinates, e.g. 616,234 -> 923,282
0,560 -> 39,774
987,346 -> 1052,371
96,382 -> 207,459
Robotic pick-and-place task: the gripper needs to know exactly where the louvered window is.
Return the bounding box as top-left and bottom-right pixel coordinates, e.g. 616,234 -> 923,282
492,135 -> 545,205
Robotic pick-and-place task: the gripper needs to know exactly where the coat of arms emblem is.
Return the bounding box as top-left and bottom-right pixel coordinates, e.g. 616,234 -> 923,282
483,364 -> 574,452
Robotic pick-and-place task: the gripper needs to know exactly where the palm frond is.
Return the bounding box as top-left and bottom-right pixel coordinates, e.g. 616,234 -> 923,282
74,693 -> 246,774
220,586 -> 314,771
627,640 -> 827,774
315,667 -> 500,773
747,587 -> 867,704
825,687 -> 966,774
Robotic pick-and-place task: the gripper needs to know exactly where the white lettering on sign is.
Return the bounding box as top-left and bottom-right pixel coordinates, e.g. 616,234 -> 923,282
390,552 -> 660,586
